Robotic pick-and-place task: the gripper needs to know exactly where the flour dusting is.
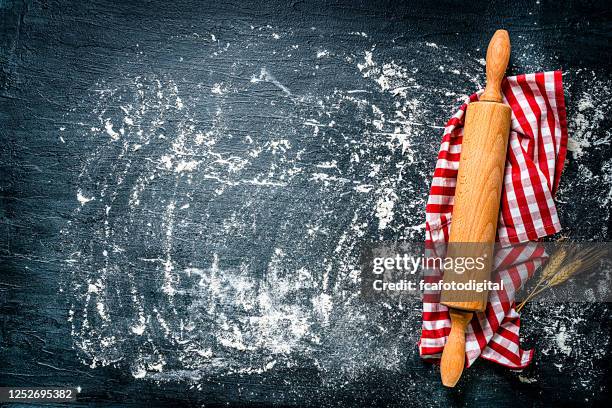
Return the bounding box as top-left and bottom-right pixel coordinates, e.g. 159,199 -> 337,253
59,24 -> 610,398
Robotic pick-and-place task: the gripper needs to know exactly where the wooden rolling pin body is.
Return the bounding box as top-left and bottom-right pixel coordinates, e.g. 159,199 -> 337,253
439,30 -> 512,387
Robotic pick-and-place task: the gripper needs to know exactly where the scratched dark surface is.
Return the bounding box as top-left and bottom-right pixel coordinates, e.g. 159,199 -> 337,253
1,0 -> 611,407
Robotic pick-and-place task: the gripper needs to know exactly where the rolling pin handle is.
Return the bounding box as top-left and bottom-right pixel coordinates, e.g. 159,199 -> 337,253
440,309 -> 473,387
480,29 -> 511,103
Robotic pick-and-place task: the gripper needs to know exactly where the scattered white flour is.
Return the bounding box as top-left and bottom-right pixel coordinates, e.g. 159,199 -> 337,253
76,190 -> 94,205
211,83 -> 225,95
518,375 -> 537,384
104,119 -> 120,141
375,189 -> 397,230
555,325 -> 572,356
567,78 -> 611,158
250,67 -> 292,96
174,160 -> 199,173
61,27 -> 610,394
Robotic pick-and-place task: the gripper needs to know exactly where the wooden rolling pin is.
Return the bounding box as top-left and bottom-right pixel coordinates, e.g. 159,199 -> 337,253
439,30 -> 512,387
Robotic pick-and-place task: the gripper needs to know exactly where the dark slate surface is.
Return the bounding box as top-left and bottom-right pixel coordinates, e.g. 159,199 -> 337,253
1,0 -> 611,406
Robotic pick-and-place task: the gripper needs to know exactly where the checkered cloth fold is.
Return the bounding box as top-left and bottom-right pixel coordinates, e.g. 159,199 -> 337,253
419,71 -> 568,369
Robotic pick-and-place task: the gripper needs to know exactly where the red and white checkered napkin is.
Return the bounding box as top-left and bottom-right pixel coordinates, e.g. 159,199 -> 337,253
419,71 -> 568,369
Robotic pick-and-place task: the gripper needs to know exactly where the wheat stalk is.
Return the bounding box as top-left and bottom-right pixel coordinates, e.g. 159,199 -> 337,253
547,259 -> 581,287
526,246 -> 569,297
516,244 -> 606,313
537,247 -> 568,284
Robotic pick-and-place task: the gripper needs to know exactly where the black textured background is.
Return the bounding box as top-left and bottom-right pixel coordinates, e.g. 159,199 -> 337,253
1,0 -> 611,407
